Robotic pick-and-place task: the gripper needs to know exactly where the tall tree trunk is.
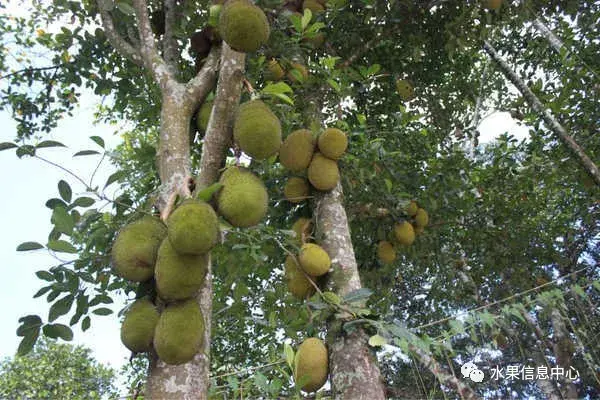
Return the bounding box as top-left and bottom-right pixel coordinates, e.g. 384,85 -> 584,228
483,40 -> 600,187
532,18 -> 565,54
314,184 -> 387,399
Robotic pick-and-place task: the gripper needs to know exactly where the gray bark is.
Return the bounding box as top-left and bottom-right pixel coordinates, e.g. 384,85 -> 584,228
315,184 -> 386,400
550,309 -> 578,399
483,40 -> 600,187
532,18 -> 565,54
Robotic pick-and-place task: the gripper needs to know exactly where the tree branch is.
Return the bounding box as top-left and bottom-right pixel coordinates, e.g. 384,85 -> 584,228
97,1 -> 143,66
185,46 -> 221,112
162,0 -> 180,73
483,40 -> 600,187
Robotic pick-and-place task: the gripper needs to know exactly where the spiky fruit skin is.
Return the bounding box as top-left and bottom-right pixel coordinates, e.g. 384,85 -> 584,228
167,200 -> 219,255
287,62 -> 309,83
294,338 -> 328,393
396,79 -> 415,101
154,299 -> 204,365
120,298 -> 159,353
112,216 -> 167,282
234,100 -> 282,160
406,201 -> 418,217
318,128 -> 347,160
377,241 -> 396,264
303,0 -> 325,12
414,208 -> 429,228
394,221 -> 415,246
482,0 -> 502,10
196,100 -> 213,134
155,239 -> 209,302
285,177 -> 310,203
299,243 -> 331,276
265,59 -> 285,81
285,255 -> 315,299
308,153 -> 340,191
280,129 -> 316,172
218,0 -> 270,53
292,217 -> 312,245
217,167 -> 269,227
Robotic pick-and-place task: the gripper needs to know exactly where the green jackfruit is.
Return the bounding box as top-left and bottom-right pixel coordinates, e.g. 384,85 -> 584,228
218,0 -> 270,53
120,298 -> 159,353
287,62 -> 309,83
265,59 -> 285,81
294,337 -> 328,393
414,208 -> 429,228
413,224 -> 424,235
406,200 -> 418,217
308,153 -> 339,191
396,79 -> 415,101
284,177 -> 310,203
217,167 -> 268,227
111,216 -> 167,282
195,100 -> 213,134
377,241 -> 396,264
168,200 -> 219,255
317,128 -> 347,160
280,129 -> 316,172
155,239 -> 208,302
291,217 -> 312,245
154,299 -> 204,365
284,255 -> 315,299
234,100 -> 282,160
394,221 -> 415,246
298,243 -> 330,277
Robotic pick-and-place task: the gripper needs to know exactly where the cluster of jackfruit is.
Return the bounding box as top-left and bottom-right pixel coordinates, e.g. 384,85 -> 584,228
264,59 -> 310,84
293,337 -> 329,393
113,199 -> 221,365
377,200 -> 430,264
280,127 -> 347,203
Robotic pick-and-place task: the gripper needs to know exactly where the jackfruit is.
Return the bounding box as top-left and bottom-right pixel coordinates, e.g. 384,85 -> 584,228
155,239 -> 208,302
406,200 -> 418,217
396,79 -> 415,101
284,255 -> 315,299
285,177 -> 310,203
154,299 -> 204,365
482,0 -> 502,10
265,59 -> 285,81
377,241 -> 396,264
299,243 -> 330,276
195,99 -> 213,134
303,0 -> 325,13
308,153 -> 339,191
218,0 -> 270,53
217,166 -> 268,227
233,100 -> 282,160
294,337 -> 328,392
287,62 -> 309,83
167,200 -> 219,255
414,208 -> 429,228
413,224 -> 424,235
280,129 -> 316,172
112,216 -> 167,282
317,128 -> 347,160
394,221 -> 415,246
120,298 -> 159,353
291,217 -> 312,245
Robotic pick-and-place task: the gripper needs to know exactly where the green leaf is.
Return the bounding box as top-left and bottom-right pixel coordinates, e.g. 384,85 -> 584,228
51,206 -> 75,235
284,343 -> 295,370
0,142 -> 18,151
343,288 -> 373,303
196,182 -> 224,202
73,150 -> 101,157
368,334 -> 387,347
289,13 -> 303,33
116,1 -> 135,15
104,170 -> 125,189
71,197 -> 95,208
81,316 -> 91,331
49,295 -> 75,322
16,241 -> 44,251
45,198 -> 68,209
16,145 -> 35,158
36,140 -> 66,149
16,315 -> 42,337
89,136 -> 105,148
322,291 -> 342,305
47,240 -> 77,254
270,93 -> 294,105
36,271 -> 55,281
33,286 -> 52,298
262,82 -> 293,95
301,8 -> 312,30
17,331 -> 39,356
43,323 -> 73,341
92,307 -> 113,316
572,284 -> 587,299
58,180 -> 72,202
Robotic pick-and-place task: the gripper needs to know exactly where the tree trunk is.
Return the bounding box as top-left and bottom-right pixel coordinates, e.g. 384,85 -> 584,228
483,40 -> 600,187
532,18 -> 565,54
314,184 -> 386,400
